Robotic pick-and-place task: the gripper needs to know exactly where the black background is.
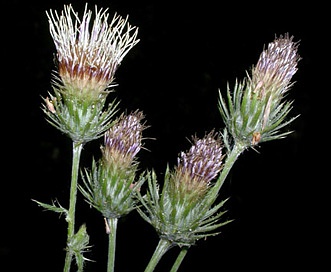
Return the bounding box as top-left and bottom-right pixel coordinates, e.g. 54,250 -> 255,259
1,0 -> 325,271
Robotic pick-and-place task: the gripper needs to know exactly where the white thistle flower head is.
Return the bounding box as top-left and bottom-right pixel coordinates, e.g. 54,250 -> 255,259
46,3 -> 140,101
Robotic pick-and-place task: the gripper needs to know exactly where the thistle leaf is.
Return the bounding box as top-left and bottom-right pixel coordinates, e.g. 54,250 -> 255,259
32,199 -> 68,216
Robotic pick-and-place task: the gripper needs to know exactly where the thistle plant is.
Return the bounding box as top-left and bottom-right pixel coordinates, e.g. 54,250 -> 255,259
137,131 -> 232,272
219,34 -> 300,149
212,33 -> 301,197
33,3 -> 139,272
136,33 -> 301,271
35,2 -> 301,271
79,110 -> 147,272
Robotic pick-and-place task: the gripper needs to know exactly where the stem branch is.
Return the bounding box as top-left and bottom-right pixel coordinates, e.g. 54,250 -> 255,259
208,143 -> 246,205
144,239 -> 173,272
170,247 -> 189,272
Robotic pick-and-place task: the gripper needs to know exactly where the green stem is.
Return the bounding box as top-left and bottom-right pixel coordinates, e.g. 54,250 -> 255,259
107,217 -> 118,272
63,141 -> 84,272
169,247 -> 189,272
208,142 -> 246,204
144,238 -> 173,272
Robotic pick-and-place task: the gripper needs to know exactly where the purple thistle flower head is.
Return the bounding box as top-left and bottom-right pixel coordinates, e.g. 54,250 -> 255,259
102,110 -> 146,167
175,130 -> 224,195
251,33 -> 300,99
218,33 -> 301,147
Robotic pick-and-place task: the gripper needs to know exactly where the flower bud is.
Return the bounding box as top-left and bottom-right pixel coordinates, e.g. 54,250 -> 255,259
218,33 -> 301,148
102,110 -> 145,169
174,131 -> 224,197
137,131 -> 231,247
80,111 -> 147,219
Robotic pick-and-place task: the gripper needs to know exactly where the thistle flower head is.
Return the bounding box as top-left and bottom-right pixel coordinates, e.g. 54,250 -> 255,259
42,3 -> 139,143
218,33 -> 301,148
251,33 -> 300,100
136,131 -> 230,247
79,110 -> 147,219
102,110 -> 146,168
47,3 -> 139,102
174,131 -> 224,196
